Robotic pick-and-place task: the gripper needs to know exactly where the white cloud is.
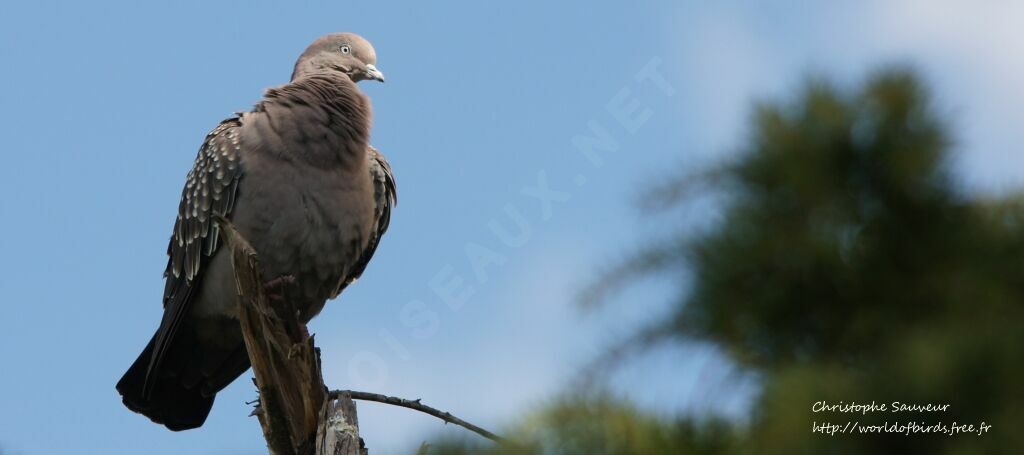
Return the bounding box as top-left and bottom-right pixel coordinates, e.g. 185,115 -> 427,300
669,2 -> 1024,192
867,1 -> 1024,191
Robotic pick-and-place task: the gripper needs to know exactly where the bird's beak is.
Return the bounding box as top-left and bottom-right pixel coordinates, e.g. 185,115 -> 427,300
364,64 -> 385,83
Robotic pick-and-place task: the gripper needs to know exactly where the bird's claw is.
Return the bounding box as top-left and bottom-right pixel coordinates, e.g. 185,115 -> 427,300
262,274 -> 296,301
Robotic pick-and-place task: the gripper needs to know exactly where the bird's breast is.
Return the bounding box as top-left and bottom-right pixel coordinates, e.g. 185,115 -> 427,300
198,151 -> 375,321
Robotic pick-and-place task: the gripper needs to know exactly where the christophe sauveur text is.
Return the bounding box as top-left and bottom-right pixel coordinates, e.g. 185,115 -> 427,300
812,401 -> 950,415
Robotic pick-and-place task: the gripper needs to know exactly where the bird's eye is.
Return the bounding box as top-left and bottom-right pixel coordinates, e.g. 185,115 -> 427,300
340,45 -> 351,54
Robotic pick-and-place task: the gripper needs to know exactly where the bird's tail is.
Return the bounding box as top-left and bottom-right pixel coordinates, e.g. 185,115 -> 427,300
115,334 -> 215,431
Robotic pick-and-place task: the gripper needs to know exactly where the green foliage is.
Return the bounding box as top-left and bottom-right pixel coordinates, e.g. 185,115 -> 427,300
432,69 -> 1024,453
670,70 -> 1024,453
680,71 -> 965,369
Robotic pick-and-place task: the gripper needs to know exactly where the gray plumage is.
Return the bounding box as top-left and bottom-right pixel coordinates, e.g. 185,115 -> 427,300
117,33 -> 395,431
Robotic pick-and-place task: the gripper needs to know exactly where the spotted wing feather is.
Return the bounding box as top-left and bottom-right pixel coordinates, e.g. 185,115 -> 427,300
145,117 -> 244,394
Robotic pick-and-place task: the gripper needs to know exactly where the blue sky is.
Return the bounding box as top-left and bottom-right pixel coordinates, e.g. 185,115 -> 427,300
1,1 -> 1022,454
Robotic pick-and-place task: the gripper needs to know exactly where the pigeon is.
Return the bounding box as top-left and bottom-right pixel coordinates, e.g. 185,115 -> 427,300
116,33 -> 396,431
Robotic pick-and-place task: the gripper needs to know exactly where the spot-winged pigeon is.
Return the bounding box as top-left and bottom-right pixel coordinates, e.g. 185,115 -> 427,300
116,33 -> 396,431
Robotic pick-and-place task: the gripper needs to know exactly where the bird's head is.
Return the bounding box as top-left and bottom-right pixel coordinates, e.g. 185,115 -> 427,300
291,32 -> 385,83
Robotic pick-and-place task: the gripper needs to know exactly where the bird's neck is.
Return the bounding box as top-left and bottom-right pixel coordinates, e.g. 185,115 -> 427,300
282,72 -> 366,116
259,74 -> 371,169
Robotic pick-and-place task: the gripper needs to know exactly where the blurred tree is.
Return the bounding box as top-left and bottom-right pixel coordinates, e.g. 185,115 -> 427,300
432,69 -> 1024,453
428,394 -> 742,455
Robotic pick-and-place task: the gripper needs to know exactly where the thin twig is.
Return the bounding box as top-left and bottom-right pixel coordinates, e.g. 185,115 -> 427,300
329,390 -> 503,443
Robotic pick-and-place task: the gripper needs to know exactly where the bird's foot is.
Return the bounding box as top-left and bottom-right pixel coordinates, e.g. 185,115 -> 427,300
262,274 -> 296,301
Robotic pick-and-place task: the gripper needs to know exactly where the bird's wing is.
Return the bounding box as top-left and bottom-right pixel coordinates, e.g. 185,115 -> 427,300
146,117 -> 244,395
332,145 -> 397,297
